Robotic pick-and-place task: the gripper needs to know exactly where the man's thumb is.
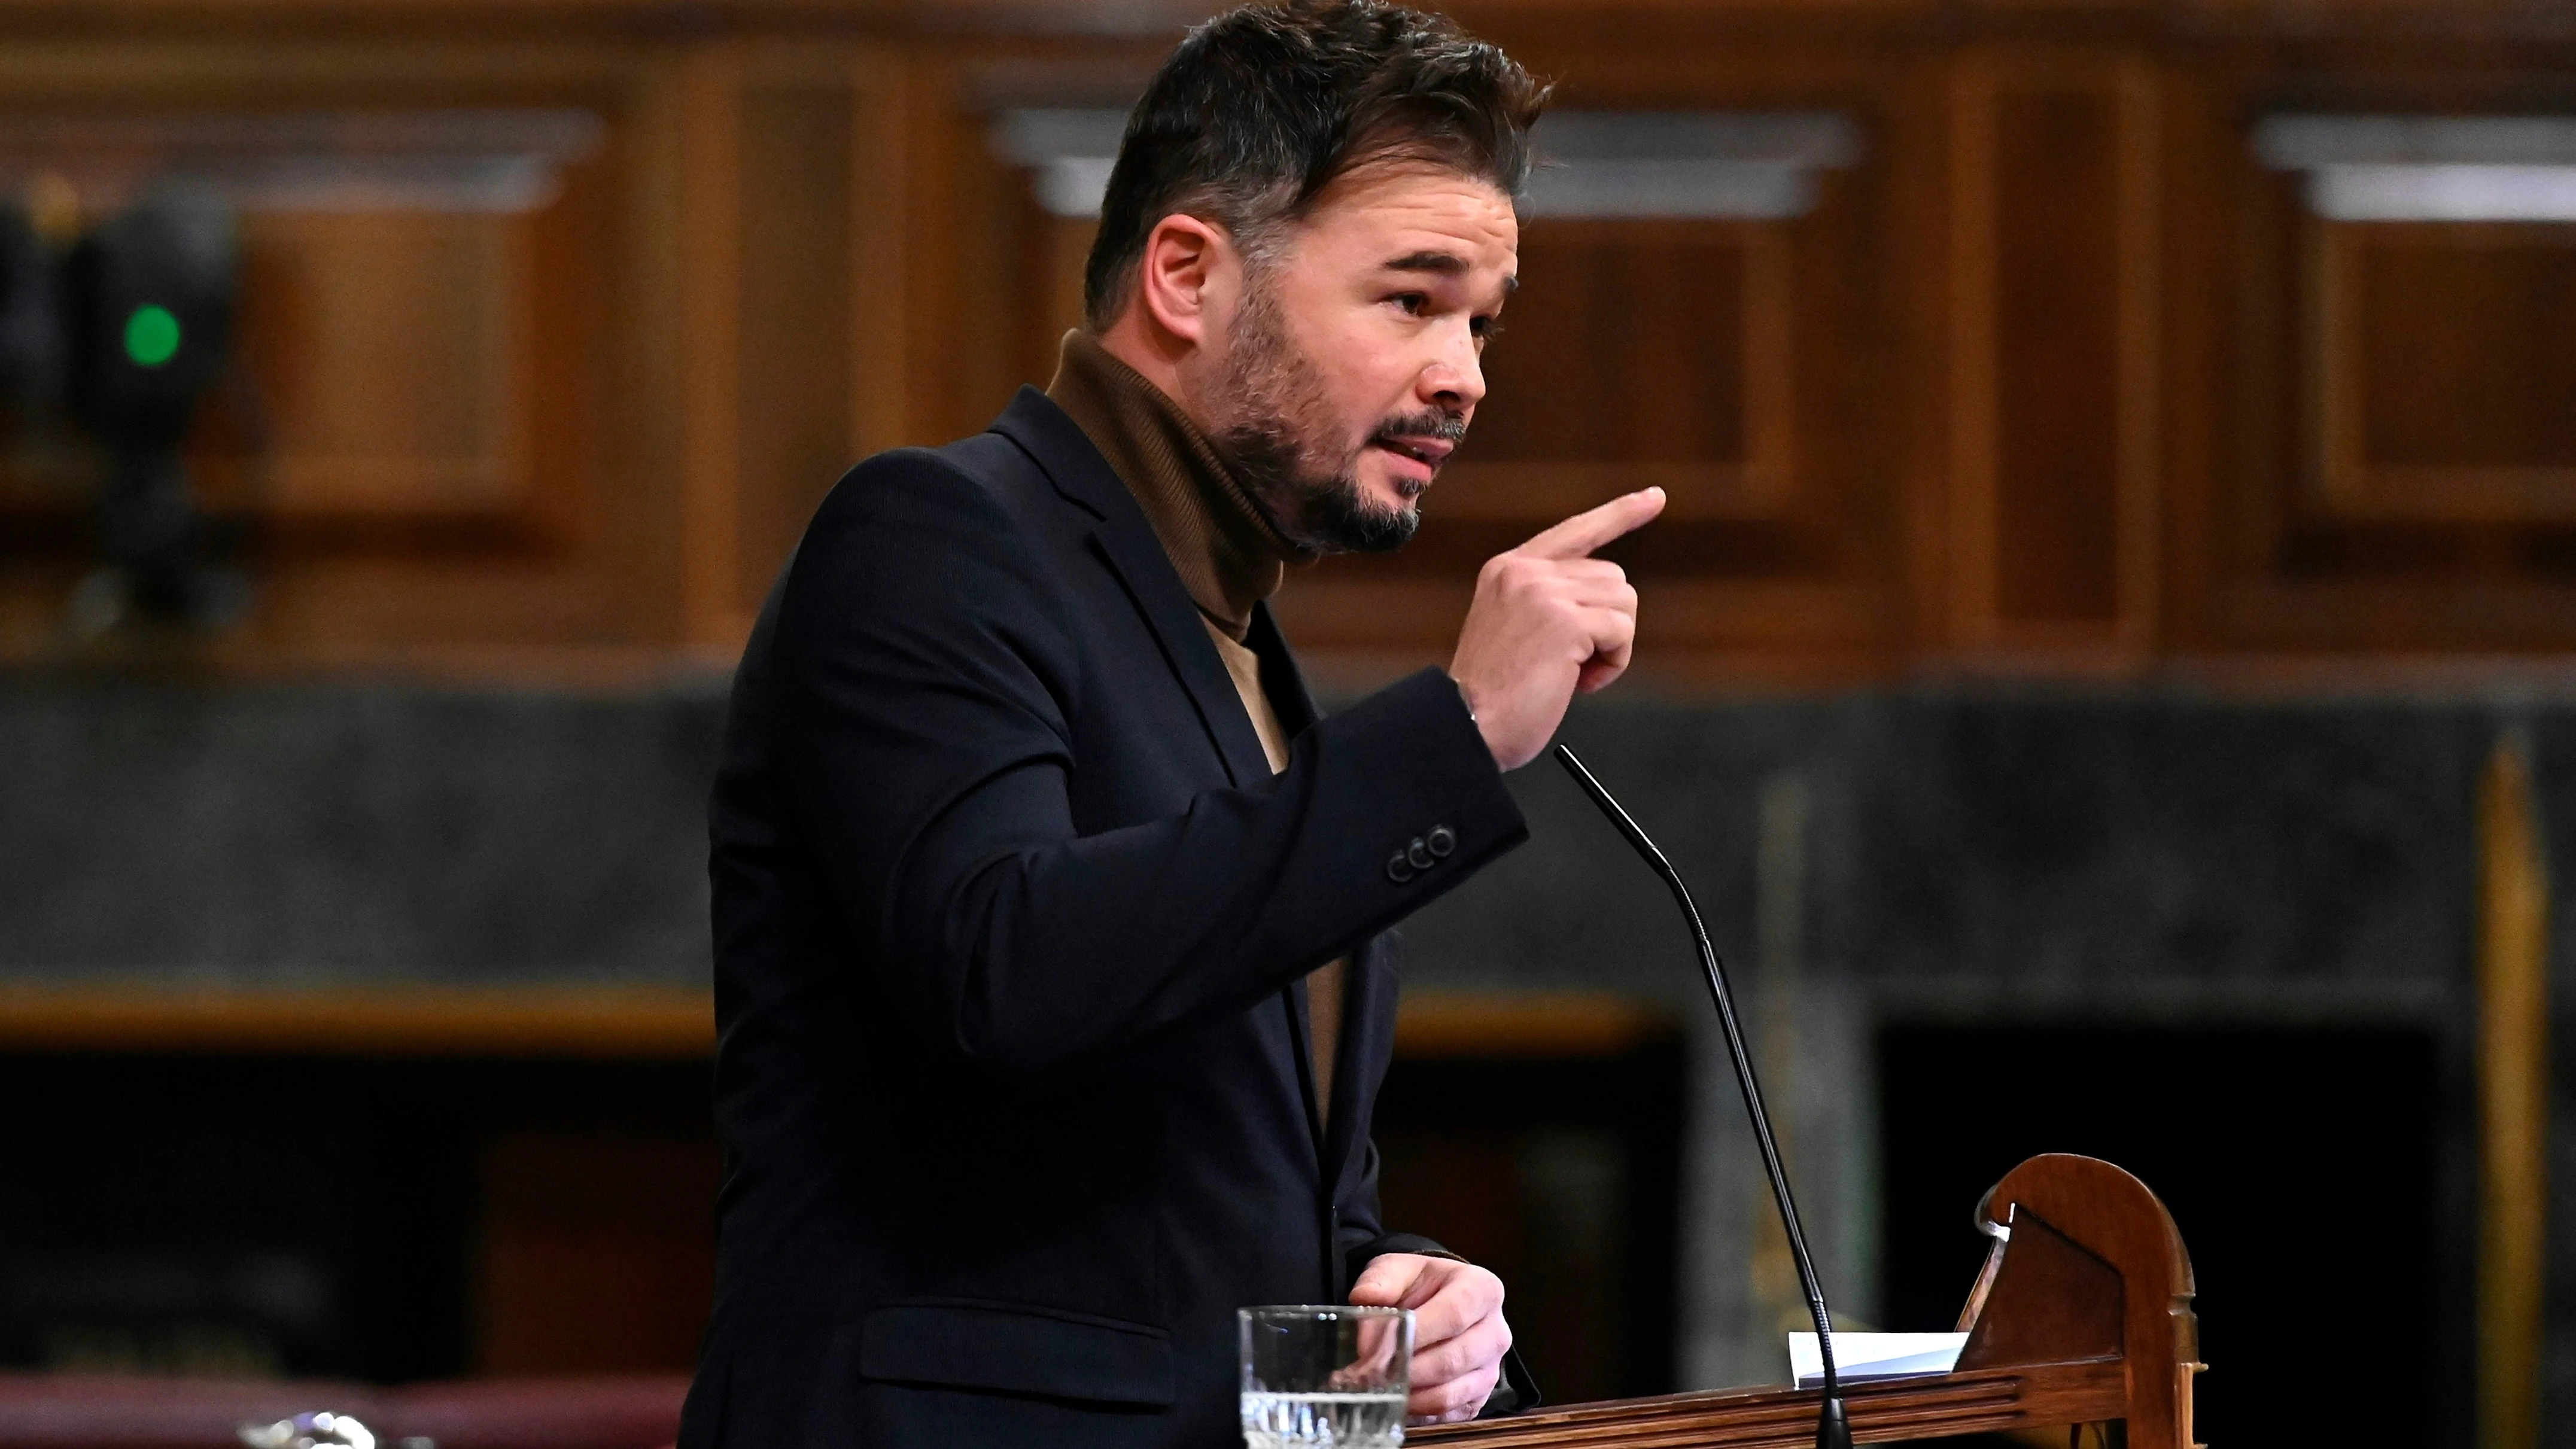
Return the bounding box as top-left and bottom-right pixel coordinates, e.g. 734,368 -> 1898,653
1348,1258 -> 1415,1305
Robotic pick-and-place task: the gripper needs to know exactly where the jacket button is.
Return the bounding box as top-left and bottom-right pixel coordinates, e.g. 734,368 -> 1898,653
1427,825 -> 1455,859
1386,851 -> 1415,885
1406,838 -> 1434,870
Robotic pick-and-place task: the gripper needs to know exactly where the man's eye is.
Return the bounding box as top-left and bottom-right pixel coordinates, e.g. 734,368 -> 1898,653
1470,316 -> 1501,340
1392,293 -> 1427,316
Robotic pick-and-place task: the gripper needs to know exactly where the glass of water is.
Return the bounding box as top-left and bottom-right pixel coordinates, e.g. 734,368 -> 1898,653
1240,1304 -> 1413,1448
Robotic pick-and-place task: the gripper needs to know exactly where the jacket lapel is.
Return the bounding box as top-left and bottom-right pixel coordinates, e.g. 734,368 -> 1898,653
997,390 -> 1355,1176
991,387 -> 1274,789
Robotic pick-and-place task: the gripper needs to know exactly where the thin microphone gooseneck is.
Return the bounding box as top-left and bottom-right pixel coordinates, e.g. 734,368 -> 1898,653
1555,743 -> 1852,1449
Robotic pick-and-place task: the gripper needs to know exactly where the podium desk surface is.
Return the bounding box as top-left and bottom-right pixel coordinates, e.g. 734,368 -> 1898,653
1415,1153 -> 2200,1449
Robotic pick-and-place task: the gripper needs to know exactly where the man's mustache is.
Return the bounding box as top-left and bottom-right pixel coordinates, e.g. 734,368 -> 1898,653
1371,411 -> 1468,450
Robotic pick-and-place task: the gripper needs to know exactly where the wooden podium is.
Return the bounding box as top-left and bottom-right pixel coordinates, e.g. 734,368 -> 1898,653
1415,1155 -> 2202,1448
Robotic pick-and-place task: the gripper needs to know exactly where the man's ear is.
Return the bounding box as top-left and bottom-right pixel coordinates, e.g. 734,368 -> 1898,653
1135,213 -> 1231,350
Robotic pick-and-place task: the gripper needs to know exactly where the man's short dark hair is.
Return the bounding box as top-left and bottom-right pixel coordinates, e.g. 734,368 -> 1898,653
1082,0 -> 1547,330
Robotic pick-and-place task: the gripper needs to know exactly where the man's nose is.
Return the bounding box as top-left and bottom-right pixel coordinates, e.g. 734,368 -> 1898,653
1422,326 -> 1486,413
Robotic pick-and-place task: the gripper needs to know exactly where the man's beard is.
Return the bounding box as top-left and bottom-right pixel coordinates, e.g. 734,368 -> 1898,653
1210,278 -> 1465,556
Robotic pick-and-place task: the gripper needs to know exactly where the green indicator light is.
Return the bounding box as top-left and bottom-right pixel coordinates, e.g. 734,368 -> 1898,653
123,305 -> 181,368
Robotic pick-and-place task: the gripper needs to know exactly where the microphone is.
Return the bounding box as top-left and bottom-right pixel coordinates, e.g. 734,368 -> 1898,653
1555,743 -> 1851,1449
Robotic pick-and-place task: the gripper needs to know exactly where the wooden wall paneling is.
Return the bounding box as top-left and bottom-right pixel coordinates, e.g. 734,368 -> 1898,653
253,64 -> 659,662
959,51 -> 1167,425
2175,76 -> 2576,659
995,172 -> 1088,391
677,42 -> 904,651
737,72 -> 855,623
270,49 -> 678,662
216,210 -> 534,522
1666,72 -> 1938,680
915,53 -> 1015,447
0,42 -> 693,670
1440,217 -> 1794,523
734,61 -> 864,623
1891,54 -> 1955,678
2310,220 -> 2576,524
1035,212 -> 1098,367
1945,49 -> 2160,666
678,46 -> 743,651
848,59 -> 914,489
0,7 -> 2568,680
2154,62 -> 2231,661
916,53 -> 1014,446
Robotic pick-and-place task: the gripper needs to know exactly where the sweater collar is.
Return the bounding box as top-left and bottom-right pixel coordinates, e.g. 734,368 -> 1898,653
1045,330 -> 1308,641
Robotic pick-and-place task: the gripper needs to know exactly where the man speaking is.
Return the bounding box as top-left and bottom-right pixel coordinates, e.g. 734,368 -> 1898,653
682,2 -> 1665,1444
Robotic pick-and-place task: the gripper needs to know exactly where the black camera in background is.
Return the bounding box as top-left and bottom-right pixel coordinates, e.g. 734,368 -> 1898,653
1878,1023 -> 2447,1448
63,191 -> 242,624
60,194 -> 235,450
0,188 -> 243,626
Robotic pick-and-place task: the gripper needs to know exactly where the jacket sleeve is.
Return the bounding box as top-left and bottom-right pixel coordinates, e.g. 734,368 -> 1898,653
770,448 -> 1528,1082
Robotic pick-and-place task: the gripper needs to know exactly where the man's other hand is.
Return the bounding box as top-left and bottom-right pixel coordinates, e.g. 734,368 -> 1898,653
1448,487 -> 1665,771
1348,1252 -> 1513,1425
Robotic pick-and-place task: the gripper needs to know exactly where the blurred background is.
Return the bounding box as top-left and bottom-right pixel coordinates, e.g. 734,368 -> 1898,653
0,0 -> 2571,1445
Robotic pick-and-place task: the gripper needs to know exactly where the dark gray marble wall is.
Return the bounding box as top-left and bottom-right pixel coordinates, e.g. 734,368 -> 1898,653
1,674 -> 2567,1436
0,679 -> 725,987
1406,690 -> 2487,1005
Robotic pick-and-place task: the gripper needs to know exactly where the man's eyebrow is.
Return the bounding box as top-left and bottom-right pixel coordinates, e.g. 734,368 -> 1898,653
1381,249 -> 1517,295
1382,249 -> 1466,276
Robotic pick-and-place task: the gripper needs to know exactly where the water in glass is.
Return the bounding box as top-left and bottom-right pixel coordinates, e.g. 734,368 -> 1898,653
1240,1389 -> 1407,1448
1240,1305 -> 1412,1449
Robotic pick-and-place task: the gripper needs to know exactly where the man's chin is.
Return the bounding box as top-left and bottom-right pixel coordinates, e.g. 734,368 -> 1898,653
1355,456 -> 1430,509
1302,485 -> 1418,555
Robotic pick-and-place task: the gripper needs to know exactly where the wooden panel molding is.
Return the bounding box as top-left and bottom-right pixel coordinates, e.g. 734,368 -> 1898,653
2167,81 -> 2576,657
227,208 -> 535,520
1441,217 -> 1796,525
0,985 -> 1661,1061
1946,50 -> 2160,663
679,44 -> 911,650
2310,220 -> 2576,523
0,985 -> 719,1057
0,8 -> 2560,680
0,42 -> 689,671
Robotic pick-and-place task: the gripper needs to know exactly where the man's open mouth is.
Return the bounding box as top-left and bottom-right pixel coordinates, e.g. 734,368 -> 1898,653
1376,436 -> 1453,468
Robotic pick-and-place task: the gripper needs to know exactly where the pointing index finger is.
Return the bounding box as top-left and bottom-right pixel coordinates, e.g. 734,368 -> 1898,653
1517,487 -> 1667,561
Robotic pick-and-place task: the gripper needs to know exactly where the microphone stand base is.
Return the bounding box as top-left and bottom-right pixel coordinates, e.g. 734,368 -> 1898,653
1814,1395 -> 1852,1449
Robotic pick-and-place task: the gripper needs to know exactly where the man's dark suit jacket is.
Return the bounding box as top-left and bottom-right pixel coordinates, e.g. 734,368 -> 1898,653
679,388 -> 1532,1448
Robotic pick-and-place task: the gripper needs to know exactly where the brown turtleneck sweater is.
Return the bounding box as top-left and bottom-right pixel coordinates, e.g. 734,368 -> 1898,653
1046,329 -> 1348,1125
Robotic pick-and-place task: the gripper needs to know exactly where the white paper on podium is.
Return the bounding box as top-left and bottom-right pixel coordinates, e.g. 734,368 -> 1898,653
1788,1332 -> 1968,1389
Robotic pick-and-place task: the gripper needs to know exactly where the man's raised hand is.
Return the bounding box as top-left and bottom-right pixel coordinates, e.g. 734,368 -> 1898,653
1447,486 -> 1665,771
